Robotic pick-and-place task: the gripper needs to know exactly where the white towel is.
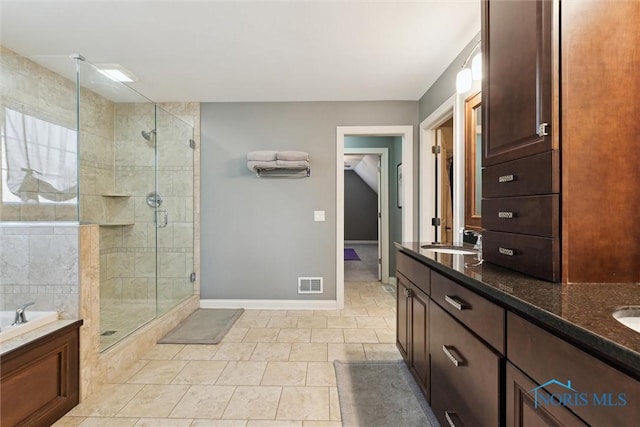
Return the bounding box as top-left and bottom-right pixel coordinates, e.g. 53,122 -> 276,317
276,151 -> 309,161
247,160 -> 277,172
276,160 -> 309,168
247,151 -> 278,161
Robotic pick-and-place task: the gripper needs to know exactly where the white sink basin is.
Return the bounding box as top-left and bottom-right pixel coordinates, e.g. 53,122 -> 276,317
612,307 -> 640,333
421,244 -> 478,255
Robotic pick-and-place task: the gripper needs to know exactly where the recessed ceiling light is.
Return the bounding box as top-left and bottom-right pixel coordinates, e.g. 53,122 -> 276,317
96,64 -> 137,82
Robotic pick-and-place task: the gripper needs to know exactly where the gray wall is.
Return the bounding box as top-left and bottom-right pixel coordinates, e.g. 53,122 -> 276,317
344,136 -> 402,274
418,33 -> 481,122
200,101 -> 417,300
344,170 -> 377,241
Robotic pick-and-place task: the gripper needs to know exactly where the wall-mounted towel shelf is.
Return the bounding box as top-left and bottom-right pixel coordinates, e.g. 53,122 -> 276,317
255,166 -> 310,178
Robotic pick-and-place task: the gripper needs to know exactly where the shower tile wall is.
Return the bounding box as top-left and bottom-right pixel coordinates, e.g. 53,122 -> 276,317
0,46 -> 77,221
0,223 -> 79,318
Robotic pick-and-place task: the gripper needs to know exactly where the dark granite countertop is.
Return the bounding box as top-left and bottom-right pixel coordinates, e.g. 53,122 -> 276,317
395,242 -> 640,379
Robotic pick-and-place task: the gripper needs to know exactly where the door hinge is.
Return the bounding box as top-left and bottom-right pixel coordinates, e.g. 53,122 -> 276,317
432,145 -> 441,155
378,258 -> 382,265
537,122 -> 549,137
189,139 -> 196,149
432,218 -> 441,226
378,212 -> 381,218
190,272 -> 196,282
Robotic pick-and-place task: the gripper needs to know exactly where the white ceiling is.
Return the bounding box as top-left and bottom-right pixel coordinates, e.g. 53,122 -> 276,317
0,0 -> 480,102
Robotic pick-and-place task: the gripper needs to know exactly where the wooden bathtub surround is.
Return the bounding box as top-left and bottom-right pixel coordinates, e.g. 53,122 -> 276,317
0,320 -> 82,427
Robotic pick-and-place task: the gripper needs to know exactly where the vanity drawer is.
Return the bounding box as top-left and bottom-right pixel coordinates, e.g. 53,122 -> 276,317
508,312 -> 640,426
430,302 -> 501,427
482,195 -> 559,237
431,270 -> 505,354
483,151 -> 559,198
397,250 -> 430,295
483,231 -> 560,282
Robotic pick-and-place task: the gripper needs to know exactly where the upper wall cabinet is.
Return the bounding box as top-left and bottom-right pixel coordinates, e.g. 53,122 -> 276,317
481,0 -> 555,166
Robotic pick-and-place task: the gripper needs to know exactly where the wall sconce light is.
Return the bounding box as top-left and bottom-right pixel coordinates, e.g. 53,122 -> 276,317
456,40 -> 481,94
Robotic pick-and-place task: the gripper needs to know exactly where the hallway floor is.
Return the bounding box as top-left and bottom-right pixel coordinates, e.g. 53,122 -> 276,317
55,281 -> 399,427
344,242 -> 379,282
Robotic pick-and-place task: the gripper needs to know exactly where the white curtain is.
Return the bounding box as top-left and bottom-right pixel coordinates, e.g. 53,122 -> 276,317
1,107 -> 77,202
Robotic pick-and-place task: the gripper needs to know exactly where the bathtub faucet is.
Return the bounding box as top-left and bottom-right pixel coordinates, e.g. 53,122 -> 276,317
13,302 -> 35,325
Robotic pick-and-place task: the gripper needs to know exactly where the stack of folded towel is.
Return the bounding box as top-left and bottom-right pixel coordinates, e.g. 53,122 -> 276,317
247,150 -> 310,173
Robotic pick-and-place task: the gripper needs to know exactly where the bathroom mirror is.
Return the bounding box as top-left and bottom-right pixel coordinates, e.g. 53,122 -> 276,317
465,91 -> 482,230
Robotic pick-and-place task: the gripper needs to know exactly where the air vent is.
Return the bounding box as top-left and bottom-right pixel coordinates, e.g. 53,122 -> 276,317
298,277 -> 323,294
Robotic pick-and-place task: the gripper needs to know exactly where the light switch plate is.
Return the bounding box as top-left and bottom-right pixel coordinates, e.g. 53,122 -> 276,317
314,210 -> 325,222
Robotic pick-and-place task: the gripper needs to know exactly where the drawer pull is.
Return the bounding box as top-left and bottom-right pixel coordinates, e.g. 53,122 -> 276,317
444,295 -> 470,311
445,411 -> 459,427
498,174 -> 516,183
442,345 -> 465,367
498,211 -> 515,219
498,247 -> 515,256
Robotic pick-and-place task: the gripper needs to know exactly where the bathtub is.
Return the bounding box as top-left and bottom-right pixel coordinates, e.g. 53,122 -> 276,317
0,311 -> 59,343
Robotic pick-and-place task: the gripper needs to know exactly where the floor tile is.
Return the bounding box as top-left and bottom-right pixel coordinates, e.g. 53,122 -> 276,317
67,383 -> 144,417
247,421 -> 302,427
222,386 -> 282,420
374,328 -> 396,343
276,386 -> 330,421
169,385 -> 235,418
216,361 -> 267,385
343,328 -> 379,343
355,316 -> 388,328
302,422 -> 342,427
52,416 -> 85,427
221,328 -> 249,342
286,310 -> 315,317
242,328 -> 280,342
190,421 -> 247,427
277,328 -> 311,343
296,316 -> 327,329
142,344 -> 184,360
289,343 -> 328,362
261,361 -> 307,386
250,342 -> 292,361
78,418 -> 138,427
116,384 -> 189,418
306,362 -> 336,386
172,344 -> 219,360
109,360 -> 150,384
327,343 -> 366,361
363,343 -> 402,360
326,317 -> 357,329
266,316 -> 298,328
171,360 -> 227,384
235,316 -> 270,328
311,329 -> 344,343
134,418 -> 192,426
126,360 -> 187,384
211,343 -> 256,360
329,387 -> 341,421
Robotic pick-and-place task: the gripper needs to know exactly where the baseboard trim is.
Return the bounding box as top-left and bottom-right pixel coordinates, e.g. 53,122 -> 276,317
200,299 -> 338,310
344,240 -> 378,245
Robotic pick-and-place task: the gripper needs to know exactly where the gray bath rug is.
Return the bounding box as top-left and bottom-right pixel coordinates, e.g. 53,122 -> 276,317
334,360 -> 440,427
158,308 -> 244,344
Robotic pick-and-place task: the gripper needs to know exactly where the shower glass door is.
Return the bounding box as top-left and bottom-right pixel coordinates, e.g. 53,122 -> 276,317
154,106 -> 194,315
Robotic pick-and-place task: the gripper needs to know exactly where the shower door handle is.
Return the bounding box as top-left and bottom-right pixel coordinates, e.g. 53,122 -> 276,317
156,209 -> 169,228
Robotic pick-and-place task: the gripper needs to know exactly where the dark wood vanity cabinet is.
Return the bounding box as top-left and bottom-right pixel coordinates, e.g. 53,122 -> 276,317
481,0 -> 560,282
481,0 -> 555,166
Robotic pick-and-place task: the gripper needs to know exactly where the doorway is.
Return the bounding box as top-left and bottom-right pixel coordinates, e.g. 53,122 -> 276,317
336,125 -> 414,309
343,150 -> 386,283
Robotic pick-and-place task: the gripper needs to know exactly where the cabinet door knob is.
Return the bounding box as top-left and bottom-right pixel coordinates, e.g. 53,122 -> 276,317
445,411 -> 459,427
444,295 -> 470,311
442,345 -> 465,367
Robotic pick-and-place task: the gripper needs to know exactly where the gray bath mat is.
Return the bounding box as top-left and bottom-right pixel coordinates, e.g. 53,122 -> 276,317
334,360 -> 440,427
158,308 -> 244,344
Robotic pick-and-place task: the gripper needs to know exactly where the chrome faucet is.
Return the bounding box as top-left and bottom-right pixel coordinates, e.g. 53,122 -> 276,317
461,229 -> 483,251
13,302 -> 35,325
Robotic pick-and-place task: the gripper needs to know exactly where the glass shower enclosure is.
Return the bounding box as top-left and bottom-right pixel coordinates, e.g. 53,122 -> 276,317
75,59 -> 195,350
